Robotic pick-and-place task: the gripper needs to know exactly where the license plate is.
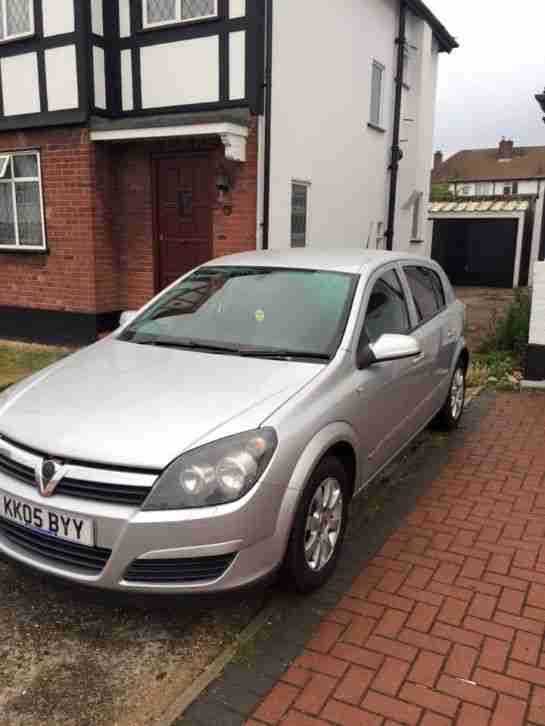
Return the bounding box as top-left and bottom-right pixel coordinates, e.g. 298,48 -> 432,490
0,492 -> 95,547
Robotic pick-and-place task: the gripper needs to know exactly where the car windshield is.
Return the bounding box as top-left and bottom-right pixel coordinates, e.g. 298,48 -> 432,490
119,266 -> 358,361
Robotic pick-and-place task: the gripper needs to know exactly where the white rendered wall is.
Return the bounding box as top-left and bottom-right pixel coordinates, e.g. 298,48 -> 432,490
267,0 -> 439,253
268,0 -> 396,249
140,37 -> 219,108
42,0 -> 74,36
45,45 -> 78,111
1,53 -> 40,116
395,17 -> 439,255
530,262 -> 545,346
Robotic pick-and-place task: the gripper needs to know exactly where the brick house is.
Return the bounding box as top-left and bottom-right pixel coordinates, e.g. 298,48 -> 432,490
0,0 -> 456,344
430,139 -> 545,288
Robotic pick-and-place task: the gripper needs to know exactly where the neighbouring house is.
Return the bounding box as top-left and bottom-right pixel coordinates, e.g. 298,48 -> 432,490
0,0 -> 456,345
429,139 -> 545,288
524,90 -> 545,387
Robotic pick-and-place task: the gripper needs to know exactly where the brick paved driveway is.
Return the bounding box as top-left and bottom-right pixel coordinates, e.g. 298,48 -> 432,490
241,392 -> 545,726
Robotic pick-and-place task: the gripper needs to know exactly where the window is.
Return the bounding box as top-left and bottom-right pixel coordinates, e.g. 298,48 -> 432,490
475,182 -> 493,196
143,0 -> 217,28
404,266 -> 445,324
0,151 -> 46,251
363,270 -> 410,343
0,0 -> 33,42
503,182 -> 518,196
369,60 -> 385,128
460,185 -> 472,196
291,182 -> 309,248
120,267 -> 358,360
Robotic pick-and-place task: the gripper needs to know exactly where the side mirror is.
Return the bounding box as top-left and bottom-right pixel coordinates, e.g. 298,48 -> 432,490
356,334 -> 421,369
119,311 -> 138,328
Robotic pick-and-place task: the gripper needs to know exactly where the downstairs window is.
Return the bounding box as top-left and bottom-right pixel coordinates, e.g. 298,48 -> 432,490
0,151 -> 46,251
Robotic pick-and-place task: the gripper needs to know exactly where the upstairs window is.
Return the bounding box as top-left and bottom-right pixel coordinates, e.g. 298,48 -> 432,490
0,151 -> 46,252
0,0 -> 34,42
291,182 -> 310,248
369,60 -> 385,129
143,0 -> 217,28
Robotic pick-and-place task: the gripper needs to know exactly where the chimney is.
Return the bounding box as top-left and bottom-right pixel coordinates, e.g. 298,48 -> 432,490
433,151 -> 443,171
499,138 -> 514,160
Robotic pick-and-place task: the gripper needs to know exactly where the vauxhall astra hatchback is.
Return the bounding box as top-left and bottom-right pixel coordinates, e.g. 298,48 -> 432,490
0,250 -> 467,593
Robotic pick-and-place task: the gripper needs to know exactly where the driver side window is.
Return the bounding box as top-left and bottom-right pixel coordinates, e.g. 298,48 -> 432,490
363,270 -> 410,343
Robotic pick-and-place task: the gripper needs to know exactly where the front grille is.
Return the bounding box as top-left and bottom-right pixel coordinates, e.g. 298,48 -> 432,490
0,449 -> 154,507
124,553 -> 237,584
54,479 -> 151,506
0,454 -> 34,484
0,518 -> 111,574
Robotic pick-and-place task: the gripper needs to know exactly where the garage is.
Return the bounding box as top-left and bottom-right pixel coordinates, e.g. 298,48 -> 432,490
429,200 -> 532,288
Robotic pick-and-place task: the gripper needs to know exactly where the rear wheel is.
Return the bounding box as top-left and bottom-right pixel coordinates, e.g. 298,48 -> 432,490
284,456 -> 350,593
435,361 -> 466,430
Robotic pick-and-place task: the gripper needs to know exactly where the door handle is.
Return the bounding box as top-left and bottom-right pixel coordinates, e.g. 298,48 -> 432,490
412,353 -> 427,365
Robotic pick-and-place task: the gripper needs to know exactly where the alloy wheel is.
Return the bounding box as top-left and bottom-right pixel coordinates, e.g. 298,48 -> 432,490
304,477 -> 344,572
450,368 -> 465,420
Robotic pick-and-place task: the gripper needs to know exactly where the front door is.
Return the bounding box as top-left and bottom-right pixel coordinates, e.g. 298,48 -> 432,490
155,155 -> 214,291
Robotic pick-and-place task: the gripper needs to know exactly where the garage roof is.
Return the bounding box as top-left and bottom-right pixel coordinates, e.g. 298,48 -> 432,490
430,200 -> 530,214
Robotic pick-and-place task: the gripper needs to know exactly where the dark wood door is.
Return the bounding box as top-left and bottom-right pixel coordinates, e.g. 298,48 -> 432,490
432,218 -> 517,287
155,155 -> 214,290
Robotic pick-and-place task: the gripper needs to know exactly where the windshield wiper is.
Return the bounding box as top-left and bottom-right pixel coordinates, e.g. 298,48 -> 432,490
133,337 -> 241,354
239,348 -> 331,361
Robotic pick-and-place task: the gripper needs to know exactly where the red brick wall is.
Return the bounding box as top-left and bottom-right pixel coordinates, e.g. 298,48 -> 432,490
0,127 -> 99,313
0,117 -> 259,318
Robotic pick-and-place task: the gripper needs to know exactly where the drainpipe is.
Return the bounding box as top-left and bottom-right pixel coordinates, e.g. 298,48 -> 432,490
261,0 -> 273,250
385,0 -> 407,251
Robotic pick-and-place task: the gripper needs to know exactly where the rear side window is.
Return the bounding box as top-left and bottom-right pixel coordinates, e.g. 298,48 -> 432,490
404,266 -> 446,324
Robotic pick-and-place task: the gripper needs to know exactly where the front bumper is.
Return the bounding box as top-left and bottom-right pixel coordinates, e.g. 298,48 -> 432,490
0,469 -> 297,593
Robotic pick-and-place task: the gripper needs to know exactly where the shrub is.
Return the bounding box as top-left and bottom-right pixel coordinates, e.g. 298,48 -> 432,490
480,289 -> 531,356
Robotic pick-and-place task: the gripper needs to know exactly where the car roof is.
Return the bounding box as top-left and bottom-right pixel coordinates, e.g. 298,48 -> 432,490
203,248 -> 430,275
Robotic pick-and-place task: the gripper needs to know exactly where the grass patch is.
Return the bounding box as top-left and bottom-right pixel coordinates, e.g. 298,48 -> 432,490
0,344 -> 71,391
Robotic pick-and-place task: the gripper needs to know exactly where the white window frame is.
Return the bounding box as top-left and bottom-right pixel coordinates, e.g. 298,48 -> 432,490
143,0 -> 218,29
0,150 -> 47,252
0,0 -> 35,43
369,60 -> 385,129
475,182 -> 493,196
290,180 -> 311,248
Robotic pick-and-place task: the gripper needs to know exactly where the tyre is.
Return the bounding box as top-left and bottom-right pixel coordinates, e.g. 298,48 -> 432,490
434,360 -> 466,430
284,456 -> 350,593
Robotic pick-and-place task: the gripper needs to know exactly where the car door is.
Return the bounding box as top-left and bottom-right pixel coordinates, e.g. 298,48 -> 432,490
401,265 -> 451,427
347,267 -> 427,484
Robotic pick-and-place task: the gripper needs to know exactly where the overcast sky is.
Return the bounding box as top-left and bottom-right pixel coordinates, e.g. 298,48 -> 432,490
424,0 -> 545,158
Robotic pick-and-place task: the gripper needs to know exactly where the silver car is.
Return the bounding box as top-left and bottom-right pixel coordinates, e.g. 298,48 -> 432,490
0,250 -> 467,593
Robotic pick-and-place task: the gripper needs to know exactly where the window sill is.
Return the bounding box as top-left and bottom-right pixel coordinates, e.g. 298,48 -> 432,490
0,246 -> 48,255
0,32 -> 35,45
139,16 -> 219,33
367,122 -> 386,134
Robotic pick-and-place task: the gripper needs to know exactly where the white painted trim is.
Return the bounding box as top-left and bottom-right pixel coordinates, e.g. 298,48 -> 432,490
428,210 -> 526,287
90,122 -> 249,162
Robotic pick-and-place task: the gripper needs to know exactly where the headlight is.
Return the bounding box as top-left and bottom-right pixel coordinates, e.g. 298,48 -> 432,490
143,429 -> 278,511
